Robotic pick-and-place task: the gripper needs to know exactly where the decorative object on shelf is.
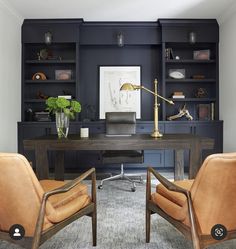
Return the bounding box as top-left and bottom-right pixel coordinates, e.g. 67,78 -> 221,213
165,48 -> 174,59
189,31 -> 197,44
32,72 -> 47,80
175,56 -> 180,60
36,91 -> 48,100
117,33 -> 124,47
193,49 -> 210,60
99,66 -> 141,119
211,102 -> 215,120
44,31 -> 53,45
198,104 -> 210,121
46,97 -> 81,138
39,48 -> 49,60
34,111 -> 51,122
25,108 -> 33,121
195,88 -> 208,98
192,74 -> 205,79
55,69 -> 72,80
172,91 -> 185,99
167,104 -> 193,121
169,69 -> 185,79
120,78 -> 174,138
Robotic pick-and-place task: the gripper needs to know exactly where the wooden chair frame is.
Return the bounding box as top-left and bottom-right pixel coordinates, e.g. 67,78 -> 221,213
146,167 -> 236,249
0,168 -> 97,249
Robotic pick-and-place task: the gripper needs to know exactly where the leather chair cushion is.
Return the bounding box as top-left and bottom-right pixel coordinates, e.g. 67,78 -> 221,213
156,179 -> 194,206
40,180 -> 88,208
40,180 -> 91,223
151,180 -> 194,223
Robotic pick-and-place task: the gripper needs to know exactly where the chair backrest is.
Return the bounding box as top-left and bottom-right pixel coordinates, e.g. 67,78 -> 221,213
0,153 -> 53,236
190,153 -> 236,235
105,112 -> 136,135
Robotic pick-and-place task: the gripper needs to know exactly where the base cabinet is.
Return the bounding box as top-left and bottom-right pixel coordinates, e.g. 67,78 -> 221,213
18,121 -> 223,174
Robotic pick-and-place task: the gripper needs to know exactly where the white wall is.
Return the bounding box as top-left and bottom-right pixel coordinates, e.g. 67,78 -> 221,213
0,1 -> 22,152
219,7 -> 236,152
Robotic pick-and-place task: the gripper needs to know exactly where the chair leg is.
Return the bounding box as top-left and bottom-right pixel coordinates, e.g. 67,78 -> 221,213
146,207 -> 151,243
92,210 -> 97,247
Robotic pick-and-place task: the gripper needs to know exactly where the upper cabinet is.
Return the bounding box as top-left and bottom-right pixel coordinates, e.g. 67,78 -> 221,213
22,19 -> 82,43
159,19 -> 219,43
80,22 -> 161,45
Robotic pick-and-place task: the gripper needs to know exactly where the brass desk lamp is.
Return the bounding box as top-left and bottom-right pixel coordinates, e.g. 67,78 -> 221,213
120,78 -> 174,138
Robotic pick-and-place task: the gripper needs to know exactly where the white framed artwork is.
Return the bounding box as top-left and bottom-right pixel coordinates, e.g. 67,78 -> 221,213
99,66 -> 141,119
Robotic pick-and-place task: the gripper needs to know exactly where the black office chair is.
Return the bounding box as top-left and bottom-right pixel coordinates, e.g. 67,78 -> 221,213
98,112 -> 144,192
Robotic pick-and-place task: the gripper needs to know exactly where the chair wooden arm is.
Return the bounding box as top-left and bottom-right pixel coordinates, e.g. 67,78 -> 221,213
44,167 -> 96,199
32,168 -> 96,249
147,167 -> 189,196
146,167 -> 200,248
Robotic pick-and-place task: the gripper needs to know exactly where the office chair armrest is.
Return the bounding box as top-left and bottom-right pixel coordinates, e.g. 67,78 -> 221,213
147,167 -> 189,196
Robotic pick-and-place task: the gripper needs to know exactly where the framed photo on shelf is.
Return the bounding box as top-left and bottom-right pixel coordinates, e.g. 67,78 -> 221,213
193,49 -> 210,60
55,70 -> 72,80
198,104 -> 211,121
99,66 -> 141,119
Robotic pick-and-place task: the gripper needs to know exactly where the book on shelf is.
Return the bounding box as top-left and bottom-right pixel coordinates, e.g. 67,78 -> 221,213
172,95 -> 185,99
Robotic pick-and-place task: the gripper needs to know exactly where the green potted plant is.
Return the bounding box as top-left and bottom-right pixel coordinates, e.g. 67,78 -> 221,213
46,97 -> 81,138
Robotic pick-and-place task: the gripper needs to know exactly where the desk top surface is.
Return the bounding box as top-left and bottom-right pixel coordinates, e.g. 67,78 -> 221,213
24,133 -> 214,150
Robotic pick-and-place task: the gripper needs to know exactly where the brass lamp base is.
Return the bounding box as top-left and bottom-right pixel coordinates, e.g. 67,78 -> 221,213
151,130 -> 163,138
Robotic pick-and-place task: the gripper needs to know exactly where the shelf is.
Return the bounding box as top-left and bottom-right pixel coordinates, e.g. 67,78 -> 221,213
165,59 -> 215,64
170,98 -> 216,102
25,80 -> 76,84
24,99 -> 46,103
25,60 -> 76,64
165,79 -> 216,83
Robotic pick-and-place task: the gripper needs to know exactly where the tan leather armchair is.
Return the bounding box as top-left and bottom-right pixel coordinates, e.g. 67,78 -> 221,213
0,153 -> 96,249
146,153 -> 236,249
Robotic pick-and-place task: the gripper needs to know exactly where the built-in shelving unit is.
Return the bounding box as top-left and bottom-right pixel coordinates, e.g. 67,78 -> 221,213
18,18 -> 223,172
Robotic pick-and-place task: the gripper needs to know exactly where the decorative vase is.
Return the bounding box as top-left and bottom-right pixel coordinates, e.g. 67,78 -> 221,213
55,112 -> 69,138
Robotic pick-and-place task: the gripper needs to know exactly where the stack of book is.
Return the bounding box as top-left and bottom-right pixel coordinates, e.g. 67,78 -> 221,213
172,91 -> 185,99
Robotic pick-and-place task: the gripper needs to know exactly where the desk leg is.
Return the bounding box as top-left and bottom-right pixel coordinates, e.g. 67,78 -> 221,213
35,144 -> 49,180
189,139 -> 201,179
174,149 -> 184,181
55,151 -> 65,181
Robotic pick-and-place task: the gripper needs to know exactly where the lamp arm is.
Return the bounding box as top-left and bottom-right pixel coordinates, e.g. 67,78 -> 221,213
141,86 -> 174,105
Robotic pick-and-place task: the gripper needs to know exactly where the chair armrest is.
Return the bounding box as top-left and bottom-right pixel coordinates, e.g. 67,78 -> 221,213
32,168 -> 96,249
147,167 -> 189,196
43,167 -> 96,200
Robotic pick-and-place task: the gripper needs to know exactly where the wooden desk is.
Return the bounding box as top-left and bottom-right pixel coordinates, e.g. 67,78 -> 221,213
23,133 -> 214,181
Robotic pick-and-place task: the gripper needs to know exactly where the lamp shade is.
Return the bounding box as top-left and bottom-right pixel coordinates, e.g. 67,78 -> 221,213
120,83 -> 140,91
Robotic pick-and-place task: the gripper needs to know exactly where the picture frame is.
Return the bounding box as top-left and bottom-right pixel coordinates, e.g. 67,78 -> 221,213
193,49 -> 210,60
99,66 -> 141,119
198,104 -> 211,121
55,70 -> 72,80
168,69 -> 185,79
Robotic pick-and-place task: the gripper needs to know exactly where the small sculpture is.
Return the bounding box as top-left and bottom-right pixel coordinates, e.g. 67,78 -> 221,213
167,104 -> 193,121
195,88 -> 208,98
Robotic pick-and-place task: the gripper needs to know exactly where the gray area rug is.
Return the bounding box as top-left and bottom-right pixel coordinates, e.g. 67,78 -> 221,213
0,180 -> 235,249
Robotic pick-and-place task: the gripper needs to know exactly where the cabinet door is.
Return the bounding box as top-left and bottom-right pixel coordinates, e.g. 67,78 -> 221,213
194,122 -> 223,160
164,123 -> 192,168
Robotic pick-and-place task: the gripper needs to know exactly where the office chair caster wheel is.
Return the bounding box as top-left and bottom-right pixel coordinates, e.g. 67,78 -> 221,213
98,185 -> 103,190
131,187 -> 136,192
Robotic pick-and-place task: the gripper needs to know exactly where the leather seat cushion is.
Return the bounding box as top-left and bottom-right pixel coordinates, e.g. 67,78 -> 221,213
156,179 -> 194,207
40,180 -> 88,208
151,193 -> 188,222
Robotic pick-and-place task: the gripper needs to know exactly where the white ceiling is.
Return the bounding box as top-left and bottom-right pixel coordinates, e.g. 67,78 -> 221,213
3,0 -> 236,22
